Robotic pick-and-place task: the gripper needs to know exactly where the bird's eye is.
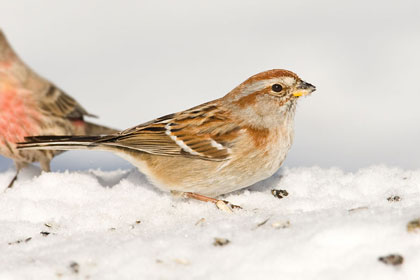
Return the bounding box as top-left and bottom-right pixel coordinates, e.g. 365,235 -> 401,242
272,84 -> 283,92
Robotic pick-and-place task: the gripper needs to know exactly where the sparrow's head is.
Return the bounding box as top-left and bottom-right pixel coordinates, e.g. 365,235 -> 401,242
224,69 -> 316,127
228,69 -> 315,102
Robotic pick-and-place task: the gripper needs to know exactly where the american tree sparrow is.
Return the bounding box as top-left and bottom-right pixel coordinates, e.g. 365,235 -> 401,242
0,30 -> 117,189
18,69 -> 315,208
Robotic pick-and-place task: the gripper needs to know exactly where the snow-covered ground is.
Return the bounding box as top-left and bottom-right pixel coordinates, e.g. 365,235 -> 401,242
1,165 -> 419,279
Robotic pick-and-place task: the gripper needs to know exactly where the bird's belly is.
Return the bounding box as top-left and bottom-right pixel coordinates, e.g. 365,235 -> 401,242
0,85 -> 42,159
0,86 -> 41,144
126,134 -> 292,197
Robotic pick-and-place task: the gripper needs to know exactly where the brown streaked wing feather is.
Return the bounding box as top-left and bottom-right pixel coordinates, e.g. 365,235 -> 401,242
38,84 -> 96,119
104,102 -> 240,161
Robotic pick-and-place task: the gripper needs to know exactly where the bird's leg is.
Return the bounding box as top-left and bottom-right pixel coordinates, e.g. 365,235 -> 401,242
4,161 -> 27,192
174,191 -> 242,212
40,159 -> 51,172
5,170 -> 19,190
5,167 -> 22,192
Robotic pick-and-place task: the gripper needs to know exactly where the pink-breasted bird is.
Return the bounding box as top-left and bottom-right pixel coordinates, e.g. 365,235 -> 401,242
0,30 -> 117,189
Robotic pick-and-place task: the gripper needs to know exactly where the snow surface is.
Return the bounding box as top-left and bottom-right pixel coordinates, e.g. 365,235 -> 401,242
1,165 -> 420,279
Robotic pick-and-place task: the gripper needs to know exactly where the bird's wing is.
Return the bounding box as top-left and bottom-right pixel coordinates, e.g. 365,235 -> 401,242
38,84 -> 96,120
99,102 -> 241,161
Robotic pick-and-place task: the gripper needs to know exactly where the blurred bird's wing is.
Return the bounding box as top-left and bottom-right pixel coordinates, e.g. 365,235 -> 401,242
37,84 -> 97,119
102,102 -> 241,161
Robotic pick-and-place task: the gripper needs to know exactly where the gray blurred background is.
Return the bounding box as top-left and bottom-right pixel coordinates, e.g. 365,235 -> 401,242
1,0 -> 419,172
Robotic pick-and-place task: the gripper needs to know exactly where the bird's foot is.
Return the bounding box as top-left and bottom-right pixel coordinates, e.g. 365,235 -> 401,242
172,191 -> 242,212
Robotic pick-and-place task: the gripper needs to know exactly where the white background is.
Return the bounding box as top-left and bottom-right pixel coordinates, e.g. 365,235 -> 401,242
0,0 -> 419,171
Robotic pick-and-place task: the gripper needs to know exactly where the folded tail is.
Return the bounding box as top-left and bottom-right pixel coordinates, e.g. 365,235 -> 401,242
17,135 -> 114,151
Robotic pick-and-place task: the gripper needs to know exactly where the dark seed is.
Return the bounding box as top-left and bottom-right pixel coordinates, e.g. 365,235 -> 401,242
8,237 -> 32,245
387,196 -> 401,202
378,254 -> 404,266
256,218 -> 270,228
407,218 -> 420,232
69,262 -> 80,274
271,189 -> 289,199
213,238 -> 230,247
